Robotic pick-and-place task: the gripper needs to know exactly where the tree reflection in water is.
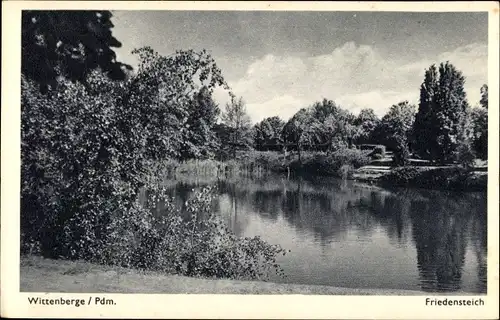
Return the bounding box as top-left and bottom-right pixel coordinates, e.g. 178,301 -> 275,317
145,175 -> 487,293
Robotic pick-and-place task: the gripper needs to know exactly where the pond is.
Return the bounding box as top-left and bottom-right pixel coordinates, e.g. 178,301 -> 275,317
146,174 -> 487,294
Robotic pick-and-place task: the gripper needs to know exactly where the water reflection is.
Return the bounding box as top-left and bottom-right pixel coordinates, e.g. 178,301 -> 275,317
146,175 -> 487,293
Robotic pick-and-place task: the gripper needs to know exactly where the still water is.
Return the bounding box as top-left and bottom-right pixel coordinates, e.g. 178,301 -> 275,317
152,175 -> 487,293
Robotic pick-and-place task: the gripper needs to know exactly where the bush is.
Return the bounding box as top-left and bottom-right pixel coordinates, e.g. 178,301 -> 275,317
20,48 -> 288,281
102,185 -> 287,280
372,153 -> 384,160
381,166 -> 486,191
287,148 -> 370,178
21,73 -> 149,260
370,145 -> 386,159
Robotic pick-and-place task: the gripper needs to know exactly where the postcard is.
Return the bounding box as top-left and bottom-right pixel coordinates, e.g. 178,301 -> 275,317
2,1 -> 499,319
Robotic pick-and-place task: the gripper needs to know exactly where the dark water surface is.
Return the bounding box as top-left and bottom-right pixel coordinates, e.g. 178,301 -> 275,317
149,175 -> 487,293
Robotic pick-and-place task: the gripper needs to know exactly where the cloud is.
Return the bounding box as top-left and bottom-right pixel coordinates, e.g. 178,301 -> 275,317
218,42 -> 487,123
336,91 -> 418,117
246,95 -> 305,123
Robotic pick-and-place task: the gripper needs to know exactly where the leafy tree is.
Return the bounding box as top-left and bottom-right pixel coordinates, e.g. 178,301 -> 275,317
380,101 -> 416,166
221,96 -> 253,158
282,108 -> 320,163
21,46 -> 229,259
322,111 -> 359,151
311,99 -> 358,150
353,108 -> 380,145
254,116 -> 286,151
311,99 -> 342,123
22,10 -> 132,92
413,62 -> 471,164
480,84 -> 488,109
413,64 -> 439,160
433,62 -> 471,163
180,86 -> 221,160
128,47 -> 229,161
472,84 -> 488,160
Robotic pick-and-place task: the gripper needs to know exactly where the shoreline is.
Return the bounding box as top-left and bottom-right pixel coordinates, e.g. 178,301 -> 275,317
20,255 -> 479,296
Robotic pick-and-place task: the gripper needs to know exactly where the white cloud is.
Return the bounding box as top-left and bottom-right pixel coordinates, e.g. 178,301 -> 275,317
246,95 -> 305,123
215,42 -> 487,123
336,91 -> 418,118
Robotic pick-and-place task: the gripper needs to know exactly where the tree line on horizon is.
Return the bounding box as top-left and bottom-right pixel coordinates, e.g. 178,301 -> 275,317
246,67 -> 488,166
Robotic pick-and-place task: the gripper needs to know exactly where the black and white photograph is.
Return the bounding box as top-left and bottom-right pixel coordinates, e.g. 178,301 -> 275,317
2,1 -> 499,319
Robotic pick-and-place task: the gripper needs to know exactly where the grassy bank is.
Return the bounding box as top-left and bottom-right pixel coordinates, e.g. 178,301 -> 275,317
21,255 -> 439,295
157,152 -> 487,192
160,149 -> 372,180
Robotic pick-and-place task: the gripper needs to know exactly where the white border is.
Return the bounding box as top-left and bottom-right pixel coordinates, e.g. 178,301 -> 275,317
2,2 -> 499,319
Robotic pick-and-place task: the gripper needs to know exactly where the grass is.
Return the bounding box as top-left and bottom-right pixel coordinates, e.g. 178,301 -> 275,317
21,255 -> 444,295
154,150 -> 371,181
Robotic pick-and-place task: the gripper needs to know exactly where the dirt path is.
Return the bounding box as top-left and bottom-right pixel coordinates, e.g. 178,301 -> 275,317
20,255 -> 445,295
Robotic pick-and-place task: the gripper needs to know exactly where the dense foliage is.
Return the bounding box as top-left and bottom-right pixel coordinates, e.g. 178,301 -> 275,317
471,85 -> 488,160
22,10 -> 132,92
413,62 -> 474,164
104,184 -> 286,280
377,101 -> 416,166
21,40 -> 287,280
381,167 -> 487,191
254,116 -> 286,151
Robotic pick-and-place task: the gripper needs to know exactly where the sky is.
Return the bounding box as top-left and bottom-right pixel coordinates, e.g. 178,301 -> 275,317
110,11 -> 488,123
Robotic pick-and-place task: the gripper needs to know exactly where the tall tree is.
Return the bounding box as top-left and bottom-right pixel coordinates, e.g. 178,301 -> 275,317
380,101 -> 416,166
221,96 -> 253,158
254,116 -> 286,151
433,62 -> 470,163
413,64 -> 439,160
413,62 -> 471,164
22,11 -> 133,92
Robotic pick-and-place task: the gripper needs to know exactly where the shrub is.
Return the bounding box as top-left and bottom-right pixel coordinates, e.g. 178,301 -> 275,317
381,167 -> 422,185
21,73 -> 148,259
21,47 -> 229,261
370,145 -> 386,159
337,164 -> 355,179
381,166 -> 486,191
329,148 -> 371,169
102,185 -> 287,280
287,148 -> 370,178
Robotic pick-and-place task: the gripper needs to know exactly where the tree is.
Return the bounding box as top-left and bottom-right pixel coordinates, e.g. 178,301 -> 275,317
480,84 -> 488,109
472,84 -> 488,160
282,108 -> 320,163
413,62 -> 471,164
433,62 -> 471,163
322,110 -> 359,151
380,101 -> 416,166
22,10 -> 132,92
311,99 -> 357,150
127,47 -> 229,161
354,108 -> 380,145
180,86 -> 221,160
21,46 -> 229,259
413,64 -> 439,160
221,96 -> 253,158
254,116 -> 285,151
